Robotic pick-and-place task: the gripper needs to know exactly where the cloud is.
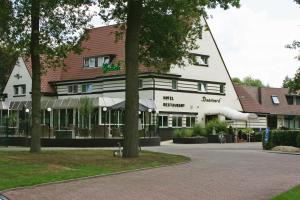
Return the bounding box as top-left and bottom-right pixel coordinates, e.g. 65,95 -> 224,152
207,2 -> 300,87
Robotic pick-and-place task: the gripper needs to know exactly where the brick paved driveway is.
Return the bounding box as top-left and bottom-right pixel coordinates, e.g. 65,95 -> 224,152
3,142 -> 300,200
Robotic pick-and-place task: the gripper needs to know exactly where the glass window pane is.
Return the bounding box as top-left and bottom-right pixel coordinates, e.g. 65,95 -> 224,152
191,117 -> 196,127
272,96 -> 280,104
186,117 -> 191,127
158,116 -> 162,126
296,97 -> 300,105
98,57 -> 104,67
82,84 -> 87,93
84,58 -> 89,67
89,58 -> 95,68
178,117 -> 182,127
172,116 -> 177,127
163,116 -> 168,127
74,85 -> 78,93
87,84 -> 93,92
172,80 -> 177,90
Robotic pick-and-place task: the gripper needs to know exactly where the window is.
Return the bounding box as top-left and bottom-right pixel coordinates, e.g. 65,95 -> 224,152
84,55 -> 112,68
139,79 -> 143,89
21,85 -> 26,94
186,116 -> 196,127
286,96 -> 294,105
13,85 -> 26,96
220,84 -> 224,94
198,82 -> 207,92
193,54 -> 209,66
172,80 -> 178,90
82,83 -> 93,93
296,97 -> 300,105
13,86 -> 19,95
271,96 -> 280,104
172,116 -> 182,127
68,85 -> 79,94
158,116 -> 168,127
89,57 -> 96,68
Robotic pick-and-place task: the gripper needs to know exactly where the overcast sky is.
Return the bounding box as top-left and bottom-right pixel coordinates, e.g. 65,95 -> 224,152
91,0 -> 300,87
207,0 -> 300,87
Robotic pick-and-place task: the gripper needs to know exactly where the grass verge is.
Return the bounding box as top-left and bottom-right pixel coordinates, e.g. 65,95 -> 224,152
0,150 -> 190,191
272,185 -> 300,200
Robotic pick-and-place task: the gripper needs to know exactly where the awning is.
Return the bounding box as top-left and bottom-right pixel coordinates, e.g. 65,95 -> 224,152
208,107 -> 258,121
106,99 -> 156,111
2,97 -> 156,111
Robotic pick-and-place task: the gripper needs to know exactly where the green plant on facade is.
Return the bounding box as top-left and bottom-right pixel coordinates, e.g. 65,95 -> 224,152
205,119 -> 228,135
78,97 -> 93,129
193,123 -> 207,136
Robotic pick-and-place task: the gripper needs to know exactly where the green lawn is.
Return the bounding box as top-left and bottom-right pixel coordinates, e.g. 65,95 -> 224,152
272,185 -> 300,200
0,150 -> 190,191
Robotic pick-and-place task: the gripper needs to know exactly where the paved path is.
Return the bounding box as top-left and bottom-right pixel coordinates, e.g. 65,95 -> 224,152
3,142 -> 300,200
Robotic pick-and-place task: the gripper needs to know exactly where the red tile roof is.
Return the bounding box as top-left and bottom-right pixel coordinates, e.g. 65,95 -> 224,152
260,87 -> 300,115
234,85 -> 266,113
235,85 -> 300,115
23,25 -> 155,93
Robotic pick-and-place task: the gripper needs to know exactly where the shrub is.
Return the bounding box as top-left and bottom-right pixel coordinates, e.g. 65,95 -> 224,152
262,130 -> 300,150
192,124 -> 207,136
205,119 -> 228,135
173,129 -> 193,138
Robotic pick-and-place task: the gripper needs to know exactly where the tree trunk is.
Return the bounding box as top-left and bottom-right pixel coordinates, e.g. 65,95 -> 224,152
123,0 -> 143,158
30,0 -> 41,153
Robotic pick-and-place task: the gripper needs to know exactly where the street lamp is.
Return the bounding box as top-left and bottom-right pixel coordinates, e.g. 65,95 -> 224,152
47,108 -> 51,139
25,109 -> 29,137
102,107 -> 107,137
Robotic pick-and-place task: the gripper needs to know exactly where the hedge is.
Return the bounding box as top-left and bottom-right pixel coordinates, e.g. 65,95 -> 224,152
263,130 -> 300,150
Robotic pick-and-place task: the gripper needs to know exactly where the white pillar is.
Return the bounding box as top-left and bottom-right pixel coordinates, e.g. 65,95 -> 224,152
58,110 -> 61,130
98,107 -> 101,125
108,110 -> 111,137
89,114 -> 91,130
117,110 -> 120,128
73,109 -> 76,125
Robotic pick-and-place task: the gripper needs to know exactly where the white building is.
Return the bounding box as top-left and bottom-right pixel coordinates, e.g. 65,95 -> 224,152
0,19 -> 256,140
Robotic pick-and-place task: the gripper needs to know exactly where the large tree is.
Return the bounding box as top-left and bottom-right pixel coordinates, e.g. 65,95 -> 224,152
233,76 -> 267,87
0,0 -> 95,153
99,0 -> 240,157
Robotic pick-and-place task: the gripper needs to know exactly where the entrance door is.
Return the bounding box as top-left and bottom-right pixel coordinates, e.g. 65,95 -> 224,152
267,115 -> 277,129
205,115 -> 218,124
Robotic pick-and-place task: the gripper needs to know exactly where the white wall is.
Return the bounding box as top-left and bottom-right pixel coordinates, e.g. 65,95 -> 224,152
3,57 -> 32,102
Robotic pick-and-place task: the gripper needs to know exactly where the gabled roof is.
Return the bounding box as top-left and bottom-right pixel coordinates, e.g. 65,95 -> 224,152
22,25 -> 155,93
235,84 -> 300,115
234,85 -> 267,113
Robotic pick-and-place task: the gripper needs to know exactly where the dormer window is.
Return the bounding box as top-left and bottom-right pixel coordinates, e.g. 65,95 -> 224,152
84,55 -> 112,68
271,96 -> 280,105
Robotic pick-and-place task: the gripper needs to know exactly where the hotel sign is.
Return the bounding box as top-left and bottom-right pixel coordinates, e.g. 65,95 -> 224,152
201,96 -> 221,103
103,64 -> 121,73
162,96 -> 185,108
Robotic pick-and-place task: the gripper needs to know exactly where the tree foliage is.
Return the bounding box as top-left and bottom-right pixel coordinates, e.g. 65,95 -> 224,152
0,0 -> 95,153
99,0 -> 240,72
282,71 -> 300,93
232,76 -> 266,87
98,0 -> 240,157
